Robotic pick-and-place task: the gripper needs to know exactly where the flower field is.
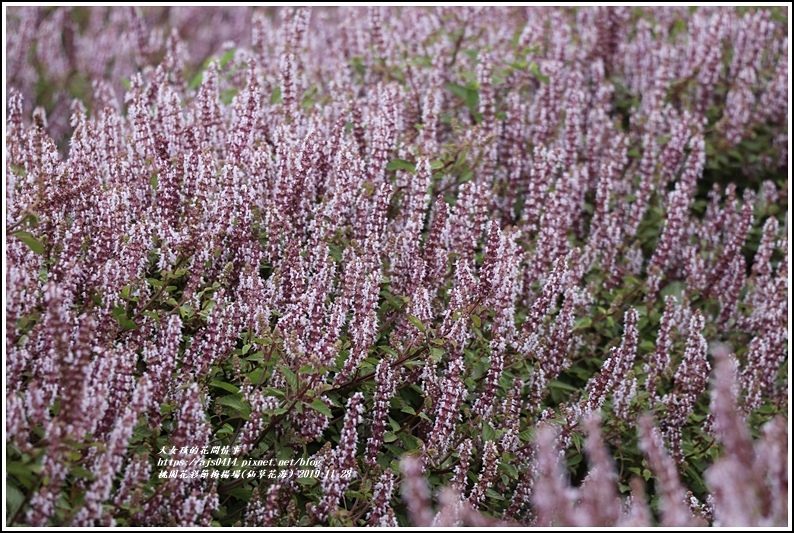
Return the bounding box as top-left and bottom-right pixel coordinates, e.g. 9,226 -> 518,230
4,6 -> 789,527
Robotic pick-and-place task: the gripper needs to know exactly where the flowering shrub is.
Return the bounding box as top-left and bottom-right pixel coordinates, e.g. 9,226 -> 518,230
5,6 -> 789,527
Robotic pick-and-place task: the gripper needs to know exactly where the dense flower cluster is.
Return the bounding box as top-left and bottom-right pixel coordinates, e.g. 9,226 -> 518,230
5,6 -> 788,527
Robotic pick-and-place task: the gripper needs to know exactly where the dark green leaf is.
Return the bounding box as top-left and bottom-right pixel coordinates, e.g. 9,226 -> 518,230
189,71 -> 204,91
6,462 -> 38,489
528,62 -> 550,83
548,380 -> 578,392
6,483 -> 25,520
216,395 -> 250,418
310,398 -> 333,417
219,48 -> 236,68
386,158 -> 416,173
429,347 -> 444,364
226,487 -> 252,502
482,421 -> 498,442
485,488 -> 505,500
278,365 -> 298,390
210,380 -> 240,394
407,315 -> 426,332
518,429 -> 534,442
12,231 -> 44,255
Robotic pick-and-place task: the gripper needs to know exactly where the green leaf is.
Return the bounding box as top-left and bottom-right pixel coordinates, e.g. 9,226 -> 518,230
210,380 -> 240,394
386,158 -> 416,173
574,317 -> 591,330
221,88 -> 238,105
112,306 -> 138,331
445,82 -> 480,117
470,315 -> 482,328
6,483 -> 25,521
130,425 -> 153,442
567,452 -> 584,467
278,365 -> 298,390
518,429 -> 534,442
465,89 -> 480,116
485,488 -> 505,500
6,462 -> 38,490
399,432 -> 420,451
277,446 -> 293,462
446,82 -> 470,101
379,345 -> 399,358
118,317 -> 138,331
498,462 -> 519,479
310,398 -> 333,417
384,432 -> 399,443
219,48 -> 236,68
216,423 -> 235,436
639,340 -> 655,352
548,380 -> 578,392
528,61 -> 550,83
349,55 -> 366,75
429,347 -> 444,364
226,487 -> 252,501
12,231 -> 45,255
71,466 -> 95,480
571,432 -> 584,452
661,281 -> 687,300
189,71 -> 204,91
407,315 -> 426,332
259,387 -> 286,400
270,85 -> 283,104
346,489 -> 371,501
482,421 -> 498,442
216,395 -> 251,418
